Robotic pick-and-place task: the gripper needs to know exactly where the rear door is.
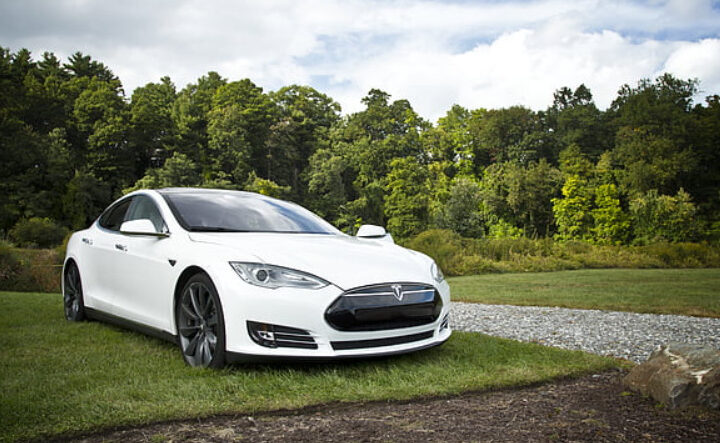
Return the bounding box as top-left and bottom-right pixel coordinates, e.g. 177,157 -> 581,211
84,197 -> 133,313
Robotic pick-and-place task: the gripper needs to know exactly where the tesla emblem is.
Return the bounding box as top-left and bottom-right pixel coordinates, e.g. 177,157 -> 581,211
391,284 -> 404,301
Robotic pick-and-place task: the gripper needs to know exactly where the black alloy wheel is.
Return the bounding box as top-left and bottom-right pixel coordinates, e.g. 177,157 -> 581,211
176,273 -> 226,368
63,262 -> 85,321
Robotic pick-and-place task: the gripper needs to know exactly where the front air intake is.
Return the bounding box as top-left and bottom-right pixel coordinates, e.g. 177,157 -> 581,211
247,321 -> 318,349
325,283 -> 442,331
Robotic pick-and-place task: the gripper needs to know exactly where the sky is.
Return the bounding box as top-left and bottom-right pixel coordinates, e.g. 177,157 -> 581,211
1,0 -> 719,121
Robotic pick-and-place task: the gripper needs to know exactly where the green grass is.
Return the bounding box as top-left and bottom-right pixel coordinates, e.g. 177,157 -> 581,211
0,292 -> 617,442
450,268 -> 720,317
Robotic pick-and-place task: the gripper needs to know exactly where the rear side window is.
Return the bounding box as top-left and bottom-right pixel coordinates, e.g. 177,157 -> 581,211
98,198 -> 132,231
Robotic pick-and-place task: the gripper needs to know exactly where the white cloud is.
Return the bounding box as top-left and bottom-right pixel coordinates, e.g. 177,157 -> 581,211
1,0 -> 719,120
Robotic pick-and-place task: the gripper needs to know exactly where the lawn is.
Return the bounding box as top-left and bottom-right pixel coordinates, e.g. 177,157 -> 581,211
449,268 -> 720,317
0,291 -> 617,442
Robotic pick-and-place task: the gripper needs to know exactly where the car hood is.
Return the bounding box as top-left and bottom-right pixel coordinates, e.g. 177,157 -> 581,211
188,232 -> 433,290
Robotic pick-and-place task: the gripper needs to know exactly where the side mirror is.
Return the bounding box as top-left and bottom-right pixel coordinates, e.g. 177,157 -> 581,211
356,224 -> 394,243
120,219 -> 169,238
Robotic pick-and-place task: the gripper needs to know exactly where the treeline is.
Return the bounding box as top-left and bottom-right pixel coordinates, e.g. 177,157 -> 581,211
2,47 -> 719,247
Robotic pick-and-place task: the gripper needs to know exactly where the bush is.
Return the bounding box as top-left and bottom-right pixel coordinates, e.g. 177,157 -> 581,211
404,229 -> 720,277
0,243 -> 62,292
405,229 -> 467,276
9,217 -> 68,248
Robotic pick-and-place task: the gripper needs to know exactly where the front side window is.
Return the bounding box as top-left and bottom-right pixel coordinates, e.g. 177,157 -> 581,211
126,195 -> 166,232
161,191 -> 340,234
98,198 -> 132,231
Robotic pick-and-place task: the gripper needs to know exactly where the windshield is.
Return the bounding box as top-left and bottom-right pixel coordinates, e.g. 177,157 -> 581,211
161,190 -> 341,234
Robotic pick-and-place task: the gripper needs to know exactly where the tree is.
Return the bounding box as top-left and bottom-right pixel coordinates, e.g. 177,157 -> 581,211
63,171 -> 111,229
590,184 -> 630,245
244,171 -> 291,199
305,149 -> 347,221
630,189 -> 701,243
72,77 -> 132,192
435,177 -> 485,238
479,160 -> 561,236
611,127 -> 695,196
172,72 -> 227,164
466,106 -> 549,167
384,157 -> 431,238
207,79 -> 277,183
129,77 -> 177,176
552,175 -> 594,241
266,85 -> 341,201
125,152 -> 202,192
546,84 -> 609,160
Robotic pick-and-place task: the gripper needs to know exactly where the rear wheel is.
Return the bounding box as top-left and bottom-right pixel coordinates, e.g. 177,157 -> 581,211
63,262 -> 85,321
176,273 -> 226,368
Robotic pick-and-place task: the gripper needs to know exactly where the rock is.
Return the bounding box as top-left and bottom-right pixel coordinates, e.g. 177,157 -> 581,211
624,343 -> 720,409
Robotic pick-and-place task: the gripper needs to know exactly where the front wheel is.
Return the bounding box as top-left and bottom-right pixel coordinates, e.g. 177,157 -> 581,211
63,262 -> 85,321
176,273 -> 227,368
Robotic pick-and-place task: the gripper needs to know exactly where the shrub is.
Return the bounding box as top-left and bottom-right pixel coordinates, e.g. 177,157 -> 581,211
0,244 -> 62,292
0,241 -> 22,285
9,217 -> 68,248
404,229 -> 720,277
405,229 -> 466,276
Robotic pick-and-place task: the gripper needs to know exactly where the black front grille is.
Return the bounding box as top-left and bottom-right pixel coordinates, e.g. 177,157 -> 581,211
325,283 -> 442,331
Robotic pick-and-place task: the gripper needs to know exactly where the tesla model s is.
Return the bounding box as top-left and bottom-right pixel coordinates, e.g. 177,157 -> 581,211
63,188 -> 451,368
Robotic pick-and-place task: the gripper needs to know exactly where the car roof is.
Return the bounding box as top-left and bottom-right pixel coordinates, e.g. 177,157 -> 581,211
156,187 -> 263,198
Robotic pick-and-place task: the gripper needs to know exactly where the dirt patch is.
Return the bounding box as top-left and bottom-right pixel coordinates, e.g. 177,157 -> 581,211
62,369 -> 719,442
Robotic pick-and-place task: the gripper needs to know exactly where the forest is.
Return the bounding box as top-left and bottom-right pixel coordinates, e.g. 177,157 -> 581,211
2,47 -> 719,248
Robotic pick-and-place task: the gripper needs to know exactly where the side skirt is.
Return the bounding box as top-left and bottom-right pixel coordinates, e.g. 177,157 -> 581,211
85,307 -> 177,344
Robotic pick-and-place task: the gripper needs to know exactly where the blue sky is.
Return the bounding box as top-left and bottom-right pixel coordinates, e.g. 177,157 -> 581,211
2,0 -> 719,120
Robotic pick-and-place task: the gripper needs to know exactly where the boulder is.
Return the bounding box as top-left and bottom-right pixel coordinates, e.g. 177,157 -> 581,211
624,343 -> 720,409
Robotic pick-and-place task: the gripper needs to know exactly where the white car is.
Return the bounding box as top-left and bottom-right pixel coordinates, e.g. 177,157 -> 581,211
63,188 -> 451,368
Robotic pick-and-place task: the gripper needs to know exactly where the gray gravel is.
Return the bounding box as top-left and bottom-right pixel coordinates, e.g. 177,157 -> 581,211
451,302 -> 720,363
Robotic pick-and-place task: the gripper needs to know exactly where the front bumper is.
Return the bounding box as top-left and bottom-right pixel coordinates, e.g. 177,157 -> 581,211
215,265 -> 452,359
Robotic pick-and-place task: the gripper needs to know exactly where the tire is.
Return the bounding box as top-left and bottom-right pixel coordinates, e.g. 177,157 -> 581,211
175,273 -> 227,368
63,261 -> 86,321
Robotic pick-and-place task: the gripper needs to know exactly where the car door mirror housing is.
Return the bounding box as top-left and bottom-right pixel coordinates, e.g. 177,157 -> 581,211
356,224 -> 394,243
120,219 -> 169,237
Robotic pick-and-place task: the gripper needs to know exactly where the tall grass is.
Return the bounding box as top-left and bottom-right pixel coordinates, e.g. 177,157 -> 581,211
0,242 -> 62,292
405,229 -> 720,276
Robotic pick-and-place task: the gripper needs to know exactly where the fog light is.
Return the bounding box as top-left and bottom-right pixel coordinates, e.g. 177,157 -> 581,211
247,321 -> 277,348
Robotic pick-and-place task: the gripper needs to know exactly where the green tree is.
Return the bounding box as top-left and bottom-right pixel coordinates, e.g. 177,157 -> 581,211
172,72 -> 227,164
479,160 -> 561,236
266,85 -> 341,201
552,175 -> 594,241
630,189 -> 701,243
244,171 -> 291,199
546,84 -> 609,160
590,184 -> 630,245
63,171 -> 111,229
72,77 -> 132,192
610,127 -> 695,196
125,152 -> 202,192
435,177 -> 485,238
129,77 -> 177,176
384,157 -> 431,238
207,79 -> 277,182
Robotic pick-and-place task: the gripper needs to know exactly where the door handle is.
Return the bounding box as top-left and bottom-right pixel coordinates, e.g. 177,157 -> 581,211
82,238 -> 93,245
115,244 -> 127,252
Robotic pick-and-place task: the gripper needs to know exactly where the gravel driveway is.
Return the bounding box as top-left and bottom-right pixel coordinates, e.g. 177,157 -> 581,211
451,302 -> 720,363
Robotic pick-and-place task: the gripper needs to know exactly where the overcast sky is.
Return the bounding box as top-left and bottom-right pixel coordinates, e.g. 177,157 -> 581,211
2,0 -> 719,120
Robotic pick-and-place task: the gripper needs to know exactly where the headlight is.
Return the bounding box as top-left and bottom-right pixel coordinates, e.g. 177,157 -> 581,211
229,262 -> 329,290
431,261 -> 445,283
